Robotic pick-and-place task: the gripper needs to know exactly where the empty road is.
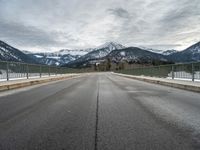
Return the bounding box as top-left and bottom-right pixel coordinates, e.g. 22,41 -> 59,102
0,73 -> 200,150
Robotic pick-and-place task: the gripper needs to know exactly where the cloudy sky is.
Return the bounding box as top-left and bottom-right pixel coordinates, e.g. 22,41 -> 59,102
0,0 -> 199,52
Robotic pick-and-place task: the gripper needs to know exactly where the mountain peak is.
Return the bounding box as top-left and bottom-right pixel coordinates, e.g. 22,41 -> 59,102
184,41 -> 200,54
0,40 -> 36,63
96,41 -> 125,50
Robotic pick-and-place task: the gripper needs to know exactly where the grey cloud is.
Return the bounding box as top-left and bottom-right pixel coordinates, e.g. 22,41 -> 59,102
0,21 -> 59,46
162,0 -> 200,22
158,0 -> 200,33
0,21 -> 80,51
107,8 -> 130,18
0,0 -> 199,51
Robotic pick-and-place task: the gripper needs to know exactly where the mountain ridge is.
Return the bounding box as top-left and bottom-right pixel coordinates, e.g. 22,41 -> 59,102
0,40 -> 37,63
167,41 -> 200,62
0,40 -> 200,67
67,42 -> 125,67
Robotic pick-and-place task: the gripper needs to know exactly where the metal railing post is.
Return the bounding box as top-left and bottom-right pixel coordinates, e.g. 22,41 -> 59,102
48,66 -> 50,76
40,65 -> 42,78
26,64 -> 29,79
59,68 -> 61,75
192,63 -> 195,82
172,65 -> 175,79
6,62 -> 9,81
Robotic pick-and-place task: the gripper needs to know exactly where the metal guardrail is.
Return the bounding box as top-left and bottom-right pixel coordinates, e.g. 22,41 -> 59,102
0,61 -> 78,81
115,62 -> 200,82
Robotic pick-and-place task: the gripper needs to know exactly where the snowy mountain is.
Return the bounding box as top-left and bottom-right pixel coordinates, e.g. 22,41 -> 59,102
141,47 -> 177,56
1,40 -> 200,67
0,40 -> 36,63
25,48 -> 94,66
167,41 -> 200,62
58,49 -> 93,56
107,47 -> 167,63
95,42 -> 125,51
26,52 -> 80,66
139,47 -> 164,54
67,42 -> 125,67
162,50 -> 177,55
184,41 -> 200,56
66,45 -> 170,68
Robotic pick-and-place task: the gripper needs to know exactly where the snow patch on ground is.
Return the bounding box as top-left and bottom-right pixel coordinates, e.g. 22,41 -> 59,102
34,55 -> 44,58
120,51 -> 126,56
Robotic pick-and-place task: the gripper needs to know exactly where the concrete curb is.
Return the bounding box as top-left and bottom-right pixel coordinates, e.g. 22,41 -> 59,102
113,73 -> 200,93
0,74 -> 80,92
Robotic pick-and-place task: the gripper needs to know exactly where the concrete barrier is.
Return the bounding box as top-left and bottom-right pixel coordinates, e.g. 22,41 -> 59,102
0,74 -> 80,92
113,73 -> 200,93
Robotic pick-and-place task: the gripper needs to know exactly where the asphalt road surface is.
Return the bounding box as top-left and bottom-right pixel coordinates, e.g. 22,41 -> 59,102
0,73 -> 200,150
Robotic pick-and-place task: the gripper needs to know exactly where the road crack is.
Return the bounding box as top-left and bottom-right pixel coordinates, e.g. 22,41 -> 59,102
94,79 -> 99,150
